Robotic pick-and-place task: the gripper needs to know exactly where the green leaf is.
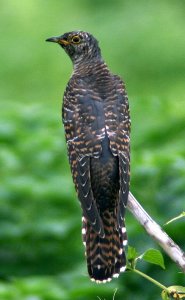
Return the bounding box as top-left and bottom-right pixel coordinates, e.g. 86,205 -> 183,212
141,249 -> 165,269
161,290 -> 170,300
127,246 -> 138,261
165,212 -> 185,225
127,246 -> 138,269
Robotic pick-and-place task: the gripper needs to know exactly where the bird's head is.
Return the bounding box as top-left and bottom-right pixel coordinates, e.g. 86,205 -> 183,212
46,31 -> 101,64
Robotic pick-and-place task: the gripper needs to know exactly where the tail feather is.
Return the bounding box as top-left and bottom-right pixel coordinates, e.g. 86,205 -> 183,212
82,210 -> 127,283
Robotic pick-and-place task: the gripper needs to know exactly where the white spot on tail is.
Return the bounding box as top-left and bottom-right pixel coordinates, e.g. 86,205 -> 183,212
122,227 -> 126,233
96,280 -> 101,284
120,266 -> 126,272
119,248 -> 123,255
91,277 -> 112,283
123,239 -> 128,246
82,228 -> 86,235
113,273 -> 119,278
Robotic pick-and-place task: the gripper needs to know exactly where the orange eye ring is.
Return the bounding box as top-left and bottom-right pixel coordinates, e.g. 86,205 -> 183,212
71,35 -> 81,44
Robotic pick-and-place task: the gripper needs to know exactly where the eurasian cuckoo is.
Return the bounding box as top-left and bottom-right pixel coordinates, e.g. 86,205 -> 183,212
46,31 -> 131,283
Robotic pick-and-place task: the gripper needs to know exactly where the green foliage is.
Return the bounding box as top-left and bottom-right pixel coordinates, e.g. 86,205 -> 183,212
0,0 -> 185,299
127,246 -> 138,260
127,246 -> 138,267
141,249 -> 165,270
127,247 -> 166,271
127,247 -> 184,299
127,247 -> 165,270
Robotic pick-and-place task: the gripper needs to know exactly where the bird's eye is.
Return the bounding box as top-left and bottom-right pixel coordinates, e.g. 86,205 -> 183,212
71,35 -> 81,44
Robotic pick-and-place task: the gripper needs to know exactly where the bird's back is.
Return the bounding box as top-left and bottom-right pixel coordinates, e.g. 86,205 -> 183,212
63,62 -> 130,282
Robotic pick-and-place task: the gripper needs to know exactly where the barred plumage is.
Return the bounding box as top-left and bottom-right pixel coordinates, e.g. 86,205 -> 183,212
46,31 -> 131,282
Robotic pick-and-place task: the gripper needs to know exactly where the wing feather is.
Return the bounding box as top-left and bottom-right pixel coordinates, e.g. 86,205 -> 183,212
63,81 -> 105,237
105,75 -> 131,227
76,155 -> 104,236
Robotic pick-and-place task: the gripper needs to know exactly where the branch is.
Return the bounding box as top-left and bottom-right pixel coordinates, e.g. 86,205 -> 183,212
127,192 -> 185,272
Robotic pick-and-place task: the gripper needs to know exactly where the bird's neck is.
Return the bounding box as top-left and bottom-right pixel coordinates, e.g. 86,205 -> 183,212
73,58 -> 110,77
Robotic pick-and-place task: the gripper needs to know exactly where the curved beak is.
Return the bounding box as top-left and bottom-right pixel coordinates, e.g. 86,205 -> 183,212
45,36 -> 70,46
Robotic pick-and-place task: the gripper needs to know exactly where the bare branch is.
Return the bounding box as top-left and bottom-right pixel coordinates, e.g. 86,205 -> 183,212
127,192 -> 185,272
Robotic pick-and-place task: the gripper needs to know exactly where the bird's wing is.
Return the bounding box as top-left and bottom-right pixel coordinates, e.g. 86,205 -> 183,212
105,75 -> 131,227
63,84 -> 105,237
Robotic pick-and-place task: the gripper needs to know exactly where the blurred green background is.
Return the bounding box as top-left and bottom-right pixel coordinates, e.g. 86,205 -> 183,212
0,0 -> 185,299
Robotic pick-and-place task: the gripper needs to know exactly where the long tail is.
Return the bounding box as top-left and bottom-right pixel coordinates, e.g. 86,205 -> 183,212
82,210 -> 127,283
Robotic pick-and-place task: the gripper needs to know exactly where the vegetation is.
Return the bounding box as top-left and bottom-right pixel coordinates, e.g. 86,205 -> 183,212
0,0 -> 184,299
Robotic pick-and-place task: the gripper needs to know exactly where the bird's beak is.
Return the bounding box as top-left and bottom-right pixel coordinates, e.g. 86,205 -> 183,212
45,36 -> 70,46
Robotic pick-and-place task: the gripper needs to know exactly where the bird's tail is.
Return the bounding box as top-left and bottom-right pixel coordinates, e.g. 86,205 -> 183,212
82,210 -> 127,283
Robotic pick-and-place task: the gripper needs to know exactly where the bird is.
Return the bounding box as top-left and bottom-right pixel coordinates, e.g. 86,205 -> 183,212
46,31 -> 131,283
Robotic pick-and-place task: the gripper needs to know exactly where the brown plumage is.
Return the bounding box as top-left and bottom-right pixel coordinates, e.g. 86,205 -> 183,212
46,31 -> 130,282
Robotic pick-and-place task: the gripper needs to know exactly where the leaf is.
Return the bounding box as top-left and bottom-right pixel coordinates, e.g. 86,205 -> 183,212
161,290 -> 170,300
127,246 -> 138,269
127,246 -> 138,261
141,249 -> 165,269
165,212 -> 185,225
